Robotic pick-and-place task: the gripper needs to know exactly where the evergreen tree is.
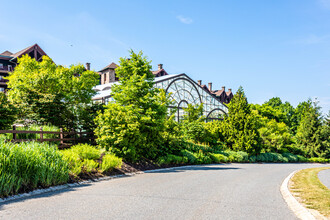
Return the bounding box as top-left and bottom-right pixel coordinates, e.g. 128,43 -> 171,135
295,99 -> 324,157
223,86 -> 261,154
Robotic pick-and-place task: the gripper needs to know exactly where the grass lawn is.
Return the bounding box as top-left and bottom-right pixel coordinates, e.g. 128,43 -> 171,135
289,167 -> 330,218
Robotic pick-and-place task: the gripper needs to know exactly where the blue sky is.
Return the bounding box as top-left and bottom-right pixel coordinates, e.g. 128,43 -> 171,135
1,0 -> 329,114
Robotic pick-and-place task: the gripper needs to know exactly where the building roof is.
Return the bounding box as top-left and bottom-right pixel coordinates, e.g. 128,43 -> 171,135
99,62 -> 118,72
0,51 -> 13,56
152,69 -> 169,77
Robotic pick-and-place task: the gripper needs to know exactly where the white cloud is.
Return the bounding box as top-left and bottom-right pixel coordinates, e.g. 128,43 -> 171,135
176,15 -> 193,24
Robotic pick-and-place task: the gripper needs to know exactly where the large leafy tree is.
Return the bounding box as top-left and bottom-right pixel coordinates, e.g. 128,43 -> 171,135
95,50 -> 171,161
222,86 -> 261,154
6,55 -> 99,130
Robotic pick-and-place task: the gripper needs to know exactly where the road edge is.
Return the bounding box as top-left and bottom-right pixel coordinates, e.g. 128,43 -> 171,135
0,164 -> 200,204
280,170 -> 316,220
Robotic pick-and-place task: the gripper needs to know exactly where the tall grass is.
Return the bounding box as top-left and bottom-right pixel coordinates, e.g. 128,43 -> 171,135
0,140 -> 69,198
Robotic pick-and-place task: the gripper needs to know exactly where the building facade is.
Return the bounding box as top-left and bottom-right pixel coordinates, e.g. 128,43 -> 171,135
93,63 -> 233,121
0,44 -> 47,92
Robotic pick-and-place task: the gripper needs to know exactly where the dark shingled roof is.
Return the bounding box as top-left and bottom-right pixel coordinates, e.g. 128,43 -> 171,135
99,62 -> 118,72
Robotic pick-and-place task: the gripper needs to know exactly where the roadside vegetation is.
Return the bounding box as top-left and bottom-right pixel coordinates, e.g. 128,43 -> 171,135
290,167 -> 330,218
0,50 -> 329,198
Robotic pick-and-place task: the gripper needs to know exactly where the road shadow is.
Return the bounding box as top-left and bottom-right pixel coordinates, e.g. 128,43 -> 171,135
146,164 -> 240,173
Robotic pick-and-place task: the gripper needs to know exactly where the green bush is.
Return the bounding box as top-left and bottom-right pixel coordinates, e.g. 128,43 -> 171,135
194,150 -> 212,164
282,153 -> 299,162
158,154 -> 188,165
0,141 -> 69,197
223,150 -> 249,162
60,144 -> 101,176
70,144 -> 100,160
180,150 -> 197,164
308,157 -> 330,163
209,153 -> 228,163
60,149 -> 83,176
83,159 -> 99,172
100,154 -> 122,172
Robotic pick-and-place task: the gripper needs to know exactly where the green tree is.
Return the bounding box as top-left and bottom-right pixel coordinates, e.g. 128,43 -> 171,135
182,103 -> 204,123
0,93 -> 17,129
94,50 -> 171,161
222,86 -> 261,154
320,111 -> 330,158
6,55 -> 99,130
294,100 -> 324,157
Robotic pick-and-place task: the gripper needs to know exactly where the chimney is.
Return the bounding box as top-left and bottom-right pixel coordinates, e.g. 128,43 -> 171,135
208,82 -> 212,91
197,80 -> 202,85
86,63 -> 90,70
158,64 -> 163,70
228,88 -> 232,93
222,86 -> 225,91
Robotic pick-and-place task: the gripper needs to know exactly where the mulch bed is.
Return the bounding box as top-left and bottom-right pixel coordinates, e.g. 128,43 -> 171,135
72,159 -> 180,183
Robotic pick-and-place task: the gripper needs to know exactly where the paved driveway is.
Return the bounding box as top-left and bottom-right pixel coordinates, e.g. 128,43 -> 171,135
0,163 -> 328,220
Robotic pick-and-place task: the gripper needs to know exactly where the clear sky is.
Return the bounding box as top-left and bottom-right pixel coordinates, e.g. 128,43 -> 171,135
1,0 -> 329,114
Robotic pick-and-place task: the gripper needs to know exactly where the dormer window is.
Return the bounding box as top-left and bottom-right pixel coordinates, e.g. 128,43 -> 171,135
8,65 -> 13,71
0,64 -> 3,69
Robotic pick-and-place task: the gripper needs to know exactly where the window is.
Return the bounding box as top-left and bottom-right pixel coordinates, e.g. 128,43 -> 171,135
0,64 -> 3,69
0,75 -> 2,80
0,87 -> 4,92
104,73 -> 106,83
8,65 -> 12,71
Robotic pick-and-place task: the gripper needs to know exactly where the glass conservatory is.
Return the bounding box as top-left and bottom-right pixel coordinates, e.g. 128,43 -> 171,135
93,73 -> 228,121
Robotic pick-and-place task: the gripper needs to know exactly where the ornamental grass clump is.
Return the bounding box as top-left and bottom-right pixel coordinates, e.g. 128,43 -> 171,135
60,144 -> 101,176
100,154 -> 122,172
0,141 -> 69,198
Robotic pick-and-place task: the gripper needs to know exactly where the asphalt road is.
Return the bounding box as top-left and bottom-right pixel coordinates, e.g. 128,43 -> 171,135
318,168 -> 330,189
0,163 -> 328,220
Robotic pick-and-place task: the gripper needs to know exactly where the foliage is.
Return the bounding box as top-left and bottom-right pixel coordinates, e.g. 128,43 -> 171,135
294,100 -> 325,158
157,154 -> 188,165
1,124 -> 60,141
0,141 -> 69,197
6,55 -> 99,131
258,119 -> 293,153
209,153 -> 228,163
100,154 -> 122,172
221,86 -> 261,154
95,50 -> 171,161
182,103 -> 204,123
60,144 -> 102,176
0,92 -> 17,130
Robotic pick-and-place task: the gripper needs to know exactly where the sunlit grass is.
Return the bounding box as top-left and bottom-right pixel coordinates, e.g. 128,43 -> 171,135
290,167 -> 330,218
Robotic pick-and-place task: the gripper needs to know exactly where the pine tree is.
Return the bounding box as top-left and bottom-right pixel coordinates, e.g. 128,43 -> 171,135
223,86 -> 261,154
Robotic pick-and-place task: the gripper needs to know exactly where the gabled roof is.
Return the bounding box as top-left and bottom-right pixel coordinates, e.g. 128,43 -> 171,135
213,89 -> 226,97
0,51 -> 13,56
99,62 -> 118,72
10,43 -> 47,59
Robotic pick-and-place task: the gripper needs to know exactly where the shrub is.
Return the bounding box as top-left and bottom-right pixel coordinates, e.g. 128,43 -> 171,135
83,159 -> 99,172
308,157 -> 330,163
158,154 -> 188,165
282,153 -> 299,162
224,150 -> 249,162
60,149 -> 83,176
71,144 -> 100,160
181,150 -> 197,164
0,141 -> 69,197
194,150 -> 212,164
100,154 -> 122,172
209,153 -> 228,163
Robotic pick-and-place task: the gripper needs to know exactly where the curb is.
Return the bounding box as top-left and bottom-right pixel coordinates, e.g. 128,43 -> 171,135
0,164 -> 202,204
280,171 -> 316,220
